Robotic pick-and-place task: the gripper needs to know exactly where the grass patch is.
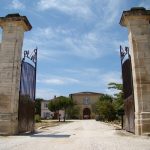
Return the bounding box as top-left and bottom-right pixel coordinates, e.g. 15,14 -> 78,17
35,120 -> 73,129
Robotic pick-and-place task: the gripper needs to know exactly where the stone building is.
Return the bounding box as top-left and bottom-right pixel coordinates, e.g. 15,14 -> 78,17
41,100 -> 53,119
70,92 -> 103,119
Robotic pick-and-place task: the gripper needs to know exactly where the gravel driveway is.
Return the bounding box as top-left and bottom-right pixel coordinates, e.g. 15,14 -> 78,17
0,120 -> 150,150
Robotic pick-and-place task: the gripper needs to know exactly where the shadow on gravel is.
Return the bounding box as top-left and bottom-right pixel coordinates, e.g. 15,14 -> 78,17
30,134 -> 71,138
17,131 -> 71,138
115,128 -> 122,130
115,129 -> 135,137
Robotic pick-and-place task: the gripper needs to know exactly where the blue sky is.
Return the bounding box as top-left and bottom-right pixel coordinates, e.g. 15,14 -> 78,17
0,0 -> 150,99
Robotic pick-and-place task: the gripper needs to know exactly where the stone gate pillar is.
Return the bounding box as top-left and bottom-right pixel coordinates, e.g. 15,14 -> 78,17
0,14 -> 32,135
120,7 -> 150,135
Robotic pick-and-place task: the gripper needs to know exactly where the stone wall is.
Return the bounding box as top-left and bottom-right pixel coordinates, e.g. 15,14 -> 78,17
0,14 -> 32,135
120,7 -> 150,135
0,23 -> 24,135
0,28 -> 1,52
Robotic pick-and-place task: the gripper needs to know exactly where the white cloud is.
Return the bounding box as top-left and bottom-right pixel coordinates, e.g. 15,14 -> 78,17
36,0 -> 123,25
34,27 -> 73,40
23,26 -> 106,60
102,71 -> 122,95
10,0 -> 25,9
92,0 -> 123,29
24,0 -> 124,60
104,88 -> 119,96
36,68 -> 122,98
100,71 -> 121,86
104,0 -> 121,24
37,75 -> 80,85
64,33 -> 101,59
65,68 -> 101,77
37,0 -> 93,19
40,79 -> 64,85
65,68 -> 121,87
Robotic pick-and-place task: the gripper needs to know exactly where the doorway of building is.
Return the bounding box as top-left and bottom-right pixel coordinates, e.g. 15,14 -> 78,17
83,108 -> 91,119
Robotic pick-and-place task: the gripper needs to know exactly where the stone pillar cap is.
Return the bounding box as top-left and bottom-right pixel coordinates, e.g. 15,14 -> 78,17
0,13 -> 32,31
120,7 -> 150,27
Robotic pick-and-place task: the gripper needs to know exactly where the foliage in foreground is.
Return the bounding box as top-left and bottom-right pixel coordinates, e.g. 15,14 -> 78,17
108,82 -> 124,117
95,94 -> 116,121
35,98 -> 43,116
94,82 -> 124,122
34,114 -> 41,123
67,105 -> 80,119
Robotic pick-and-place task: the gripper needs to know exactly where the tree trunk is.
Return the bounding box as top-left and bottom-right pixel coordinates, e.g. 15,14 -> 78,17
58,111 -> 60,122
59,115 -> 60,122
64,108 -> 66,122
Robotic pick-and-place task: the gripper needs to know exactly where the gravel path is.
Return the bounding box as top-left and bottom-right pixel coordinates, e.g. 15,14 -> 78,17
0,120 -> 150,150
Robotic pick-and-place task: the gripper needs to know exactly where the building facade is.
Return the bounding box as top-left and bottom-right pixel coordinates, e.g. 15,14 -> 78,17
70,92 -> 103,119
41,100 -> 53,119
41,100 -> 64,119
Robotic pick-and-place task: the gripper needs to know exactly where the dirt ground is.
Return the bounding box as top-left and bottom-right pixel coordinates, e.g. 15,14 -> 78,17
35,120 -> 72,129
0,120 -> 150,150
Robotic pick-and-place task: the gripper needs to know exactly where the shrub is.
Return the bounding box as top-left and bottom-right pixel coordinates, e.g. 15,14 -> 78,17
95,94 -> 116,121
34,114 -> 41,122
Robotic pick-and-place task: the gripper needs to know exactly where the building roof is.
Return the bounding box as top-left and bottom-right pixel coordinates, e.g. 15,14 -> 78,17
70,91 -> 103,96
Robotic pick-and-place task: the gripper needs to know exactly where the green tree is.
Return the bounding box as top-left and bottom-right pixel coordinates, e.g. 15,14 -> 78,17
95,94 -> 116,121
108,82 -> 124,117
48,98 -> 61,121
67,105 -> 80,119
57,96 -> 73,122
108,82 -> 123,91
48,96 -> 73,122
35,98 -> 43,116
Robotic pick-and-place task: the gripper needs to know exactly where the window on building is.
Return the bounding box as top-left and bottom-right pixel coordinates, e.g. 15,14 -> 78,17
43,112 -> 51,119
83,97 -> 90,105
46,112 -> 50,117
44,103 -> 48,108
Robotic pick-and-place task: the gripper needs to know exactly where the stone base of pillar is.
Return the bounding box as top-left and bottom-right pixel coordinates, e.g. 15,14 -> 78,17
0,113 -> 18,135
135,112 -> 150,135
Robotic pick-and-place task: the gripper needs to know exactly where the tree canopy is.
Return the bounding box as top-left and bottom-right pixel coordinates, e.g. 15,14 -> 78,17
48,96 -> 73,122
108,82 -> 124,114
94,82 -> 124,122
35,98 -> 43,116
95,94 -> 116,121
